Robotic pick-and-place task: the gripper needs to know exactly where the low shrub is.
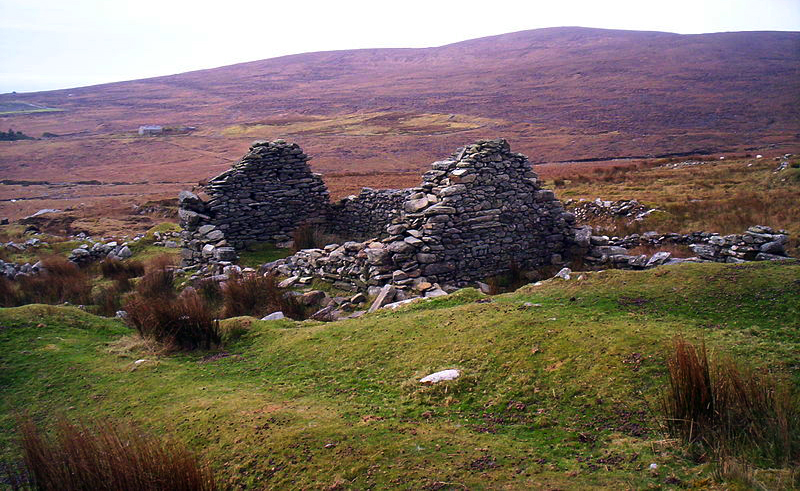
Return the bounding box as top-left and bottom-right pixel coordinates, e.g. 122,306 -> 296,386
221,272 -> 305,320
124,289 -> 220,351
15,256 -> 91,306
135,254 -> 177,300
662,337 -> 799,467
100,258 -> 145,281
19,415 -> 217,490
291,222 -> 341,252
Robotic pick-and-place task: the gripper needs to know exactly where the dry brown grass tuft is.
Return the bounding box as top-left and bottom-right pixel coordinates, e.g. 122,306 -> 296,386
135,254 -> 177,300
15,256 -> 92,306
221,272 -> 306,320
662,337 -> 799,467
0,276 -> 17,307
124,289 -> 220,351
18,415 -> 217,490
123,254 -> 220,350
100,258 -> 145,281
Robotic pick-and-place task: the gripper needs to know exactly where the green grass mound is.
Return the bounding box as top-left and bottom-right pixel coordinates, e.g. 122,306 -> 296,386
1,262 -> 798,489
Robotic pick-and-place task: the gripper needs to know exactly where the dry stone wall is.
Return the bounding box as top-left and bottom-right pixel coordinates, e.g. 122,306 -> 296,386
179,140 -> 329,267
266,139 -> 576,291
325,188 -> 413,240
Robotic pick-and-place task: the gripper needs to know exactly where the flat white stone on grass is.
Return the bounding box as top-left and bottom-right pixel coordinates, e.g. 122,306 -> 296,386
554,267 -> 571,280
419,369 -> 461,384
261,311 -> 285,321
381,298 -> 422,310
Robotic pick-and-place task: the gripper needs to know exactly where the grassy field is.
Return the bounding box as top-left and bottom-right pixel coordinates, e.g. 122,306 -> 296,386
1,261 -> 797,489
220,112 -> 496,138
0,102 -> 62,116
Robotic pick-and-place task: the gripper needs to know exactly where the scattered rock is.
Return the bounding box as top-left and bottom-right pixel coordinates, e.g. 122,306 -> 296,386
300,290 -> 326,306
554,267 -> 572,280
368,284 -> 397,313
261,311 -> 285,321
349,292 -> 366,304
420,369 -> 461,384
381,297 -> 425,310
424,286 -> 448,298
309,305 -> 339,322
26,209 -> 62,219
278,275 -> 299,288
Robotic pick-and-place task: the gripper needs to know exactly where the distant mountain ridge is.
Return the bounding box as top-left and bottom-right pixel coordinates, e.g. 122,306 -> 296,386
0,27 -> 798,218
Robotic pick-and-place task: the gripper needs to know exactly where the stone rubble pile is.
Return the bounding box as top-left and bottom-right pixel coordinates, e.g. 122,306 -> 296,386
773,153 -> 794,173
577,225 -> 792,269
1,232 -> 152,277
0,259 -> 42,279
150,230 -> 180,248
659,160 -> 706,169
69,241 -> 134,264
1,237 -> 49,252
568,198 -> 657,222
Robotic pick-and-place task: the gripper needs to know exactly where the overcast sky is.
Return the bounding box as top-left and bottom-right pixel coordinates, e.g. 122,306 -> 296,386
1,0 -> 799,94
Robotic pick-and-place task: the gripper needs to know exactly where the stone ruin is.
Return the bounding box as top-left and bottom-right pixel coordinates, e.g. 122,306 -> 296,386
178,138 -> 794,296
179,140 -> 329,263
179,139 -> 577,291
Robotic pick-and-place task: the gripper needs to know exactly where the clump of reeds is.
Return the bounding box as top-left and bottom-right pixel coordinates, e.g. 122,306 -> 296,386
18,415 -> 217,490
662,337 -> 798,467
100,258 -> 145,281
123,255 -> 219,350
221,272 -> 305,320
15,256 -> 91,306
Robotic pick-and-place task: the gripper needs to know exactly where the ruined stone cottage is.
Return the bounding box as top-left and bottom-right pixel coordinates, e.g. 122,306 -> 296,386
179,138 -> 577,290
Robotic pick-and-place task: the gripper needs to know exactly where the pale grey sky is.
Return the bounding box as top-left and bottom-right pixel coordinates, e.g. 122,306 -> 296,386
1,0 -> 799,94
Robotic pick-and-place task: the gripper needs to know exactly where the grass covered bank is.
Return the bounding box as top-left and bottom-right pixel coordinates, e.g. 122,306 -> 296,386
1,262 -> 798,489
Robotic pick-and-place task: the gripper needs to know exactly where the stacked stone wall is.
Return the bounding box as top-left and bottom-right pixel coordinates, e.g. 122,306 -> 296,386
267,139 -> 576,291
179,140 -> 329,267
325,188 -> 412,240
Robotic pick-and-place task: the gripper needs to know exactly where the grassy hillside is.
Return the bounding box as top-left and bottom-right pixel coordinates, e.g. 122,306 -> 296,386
1,262 -> 798,489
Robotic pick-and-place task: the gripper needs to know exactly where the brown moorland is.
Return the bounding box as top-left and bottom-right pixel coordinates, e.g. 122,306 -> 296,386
0,27 -> 798,227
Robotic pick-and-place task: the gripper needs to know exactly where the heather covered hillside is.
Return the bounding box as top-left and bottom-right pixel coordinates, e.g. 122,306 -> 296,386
1,28 -> 798,221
